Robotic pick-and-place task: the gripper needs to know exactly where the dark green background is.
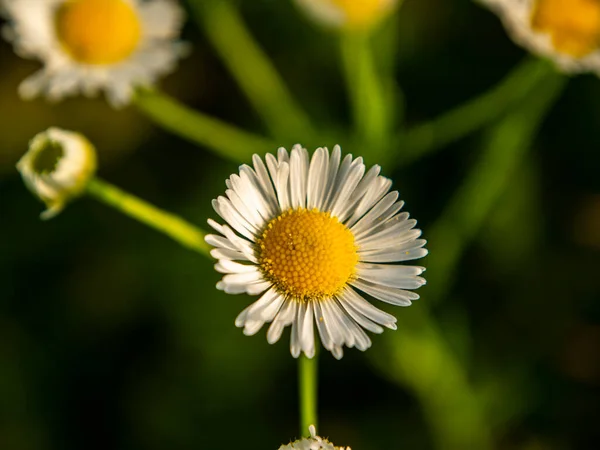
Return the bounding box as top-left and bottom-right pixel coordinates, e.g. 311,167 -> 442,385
1,0 -> 600,449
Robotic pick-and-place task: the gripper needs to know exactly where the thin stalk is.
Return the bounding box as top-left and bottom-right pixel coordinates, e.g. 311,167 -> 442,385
425,68 -> 567,306
375,64 -> 566,450
298,354 -> 318,436
87,178 -> 210,257
340,31 -> 390,157
133,88 -> 276,164
189,0 -> 314,140
394,57 -> 555,167
379,307 -> 493,450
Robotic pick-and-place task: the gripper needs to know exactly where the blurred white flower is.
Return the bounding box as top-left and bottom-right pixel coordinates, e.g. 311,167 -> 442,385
206,145 -> 427,359
1,0 -> 187,107
479,0 -> 600,74
294,0 -> 399,30
17,127 -> 96,219
279,425 -> 351,450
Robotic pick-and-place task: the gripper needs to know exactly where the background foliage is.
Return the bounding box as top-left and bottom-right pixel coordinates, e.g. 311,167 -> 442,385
1,0 -> 600,449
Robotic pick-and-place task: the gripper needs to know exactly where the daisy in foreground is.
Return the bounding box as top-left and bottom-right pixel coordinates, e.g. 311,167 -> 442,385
1,0 -> 186,106
206,145 -> 427,359
479,0 -> 600,74
294,0 -> 398,30
279,425 -> 350,450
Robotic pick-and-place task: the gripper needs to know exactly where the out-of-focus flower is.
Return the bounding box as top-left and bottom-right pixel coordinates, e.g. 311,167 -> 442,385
479,0 -> 600,74
1,0 -> 187,107
293,0 -> 399,31
206,145 -> 427,359
17,127 -> 96,219
279,425 -> 351,450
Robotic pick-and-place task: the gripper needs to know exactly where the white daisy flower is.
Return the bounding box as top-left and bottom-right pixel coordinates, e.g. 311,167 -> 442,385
17,127 -> 97,219
279,425 -> 351,450
293,0 -> 398,30
1,0 -> 186,107
206,145 -> 427,360
479,0 -> 600,74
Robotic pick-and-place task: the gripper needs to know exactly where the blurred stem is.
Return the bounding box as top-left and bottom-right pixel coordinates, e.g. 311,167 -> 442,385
298,354 -> 318,436
425,66 -> 567,305
87,178 -> 210,257
379,308 -> 493,450
188,0 -> 314,140
394,57 -> 555,167
375,66 -> 566,450
133,88 -> 275,163
340,31 -> 390,158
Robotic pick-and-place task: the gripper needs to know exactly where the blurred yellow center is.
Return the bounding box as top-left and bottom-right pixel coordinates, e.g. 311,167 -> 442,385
330,0 -> 391,29
531,0 -> 600,57
55,0 -> 142,65
257,208 -> 358,301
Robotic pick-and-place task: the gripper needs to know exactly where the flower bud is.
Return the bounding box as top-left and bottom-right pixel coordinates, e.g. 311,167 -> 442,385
278,425 -> 351,450
17,128 -> 97,219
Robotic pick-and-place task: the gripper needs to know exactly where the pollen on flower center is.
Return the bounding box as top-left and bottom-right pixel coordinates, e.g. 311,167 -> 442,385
55,0 -> 142,65
257,208 -> 359,301
531,0 -> 600,57
330,0 -> 390,28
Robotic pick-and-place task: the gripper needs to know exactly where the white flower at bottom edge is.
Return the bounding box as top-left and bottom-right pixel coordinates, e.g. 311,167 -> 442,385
17,127 -> 97,219
478,0 -> 600,75
279,425 -> 351,450
206,145 -> 428,360
294,0 -> 399,31
1,0 -> 187,107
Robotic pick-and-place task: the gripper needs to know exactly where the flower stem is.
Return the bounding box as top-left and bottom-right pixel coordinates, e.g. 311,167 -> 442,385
188,0 -> 314,140
133,88 -> 277,163
394,57 -> 555,167
425,65 -> 567,306
298,354 -> 318,436
86,177 -> 210,257
340,31 -> 390,156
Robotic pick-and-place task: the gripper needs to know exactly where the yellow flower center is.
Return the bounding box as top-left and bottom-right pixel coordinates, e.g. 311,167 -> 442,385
55,0 -> 142,65
330,0 -> 393,29
257,208 -> 359,301
531,0 -> 600,57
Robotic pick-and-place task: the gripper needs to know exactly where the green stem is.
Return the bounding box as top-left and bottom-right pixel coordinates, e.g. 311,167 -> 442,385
86,178 -> 210,257
425,67 -> 567,306
340,31 -> 390,156
394,57 -> 555,167
133,88 -> 276,163
298,354 -> 318,436
375,65 -> 566,450
379,308 -> 493,450
189,0 -> 314,140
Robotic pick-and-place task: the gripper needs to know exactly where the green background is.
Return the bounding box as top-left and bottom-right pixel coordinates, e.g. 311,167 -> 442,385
1,0 -> 600,449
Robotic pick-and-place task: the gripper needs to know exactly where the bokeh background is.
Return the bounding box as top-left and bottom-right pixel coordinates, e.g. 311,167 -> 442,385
2,0 -> 600,449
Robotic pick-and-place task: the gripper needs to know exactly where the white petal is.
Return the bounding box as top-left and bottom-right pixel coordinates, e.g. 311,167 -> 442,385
214,259 -> 257,274
337,291 -> 384,334
267,299 -> 296,344
330,160 -> 366,219
290,305 -> 301,358
306,147 -> 328,209
343,288 -> 397,329
289,145 -> 309,209
312,301 -> 334,351
356,263 -> 427,290
351,279 -> 419,306
350,192 -> 399,237
275,162 -> 291,212
359,242 -> 428,263
298,301 -> 315,358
